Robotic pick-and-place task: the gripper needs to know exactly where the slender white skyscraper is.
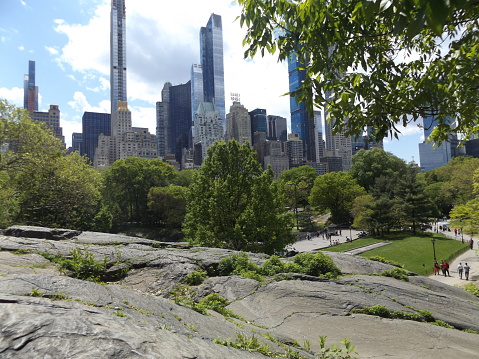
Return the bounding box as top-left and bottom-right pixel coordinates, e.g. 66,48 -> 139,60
110,0 -> 127,115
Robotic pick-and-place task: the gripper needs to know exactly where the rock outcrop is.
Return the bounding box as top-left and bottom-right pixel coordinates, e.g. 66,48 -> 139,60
1,225 -> 479,358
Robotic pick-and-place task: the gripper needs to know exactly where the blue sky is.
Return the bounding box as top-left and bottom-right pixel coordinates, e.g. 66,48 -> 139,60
0,0 -> 423,163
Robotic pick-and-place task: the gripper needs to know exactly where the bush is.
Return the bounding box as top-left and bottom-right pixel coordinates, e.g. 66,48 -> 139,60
368,256 -> 403,268
292,252 -> 342,278
217,253 -> 260,276
56,248 -> 107,282
185,270 -> 208,285
380,267 -> 409,282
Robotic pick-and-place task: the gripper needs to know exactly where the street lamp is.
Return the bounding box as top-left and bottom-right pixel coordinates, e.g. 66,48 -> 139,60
431,238 -> 437,262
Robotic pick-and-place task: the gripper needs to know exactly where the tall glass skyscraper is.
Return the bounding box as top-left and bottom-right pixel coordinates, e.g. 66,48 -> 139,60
110,0 -> 127,115
200,14 -> 225,129
23,60 -> 38,111
288,53 -> 316,162
81,112 -> 111,164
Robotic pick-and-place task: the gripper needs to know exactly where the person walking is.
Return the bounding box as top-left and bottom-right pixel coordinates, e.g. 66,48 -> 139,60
464,263 -> 470,280
458,263 -> 463,279
434,261 -> 440,275
443,261 -> 450,276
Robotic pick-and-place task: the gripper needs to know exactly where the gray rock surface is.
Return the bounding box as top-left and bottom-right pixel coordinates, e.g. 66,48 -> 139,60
1,226 -> 479,358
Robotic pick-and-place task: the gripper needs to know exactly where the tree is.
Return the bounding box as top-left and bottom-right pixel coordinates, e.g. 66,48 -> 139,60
395,163 -> 435,233
183,140 -> 294,254
148,185 -> 187,229
14,152 -> 105,231
349,148 -> 407,193
309,172 -> 366,225
277,165 -> 317,208
237,0 -> 479,144
352,194 -> 400,236
103,157 -> 176,225
0,100 -> 106,230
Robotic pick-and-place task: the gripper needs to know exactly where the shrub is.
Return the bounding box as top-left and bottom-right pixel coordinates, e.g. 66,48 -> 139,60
380,267 -> 409,282
292,252 -> 342,278
461,283 -> 479,297
185,270 -> 208,285
368,256 -> 403,268
56,248 -> 107,282
217,253 -> 260,276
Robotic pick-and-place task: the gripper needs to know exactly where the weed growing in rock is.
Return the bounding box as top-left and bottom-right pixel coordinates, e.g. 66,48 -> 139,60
49,292 -> 70,301
379,267 -> 410,281
29,288 -> 43,297
213,333 -> 273,356
56,248 -> 107,282
185,269 -> 208,285
318,336 -> 357,359
460,283 -> 479,297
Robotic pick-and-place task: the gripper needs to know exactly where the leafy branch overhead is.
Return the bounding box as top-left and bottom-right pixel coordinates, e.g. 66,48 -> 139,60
237,0 -> 479,144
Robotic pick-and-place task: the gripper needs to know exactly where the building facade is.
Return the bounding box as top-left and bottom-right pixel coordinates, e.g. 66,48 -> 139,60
30,105 -> 65,146
110,0 -> 127,114
156,82 -> 171,159
267,115 -> 287,142
200,14 -> 225,129
288,53 -> 317,162
249,108 -> 267,145
225,101 -> 251,145
81,112 -> 111,164
169,81 -> 192,162
193,102 -> 223,164
23,60 -> 38,111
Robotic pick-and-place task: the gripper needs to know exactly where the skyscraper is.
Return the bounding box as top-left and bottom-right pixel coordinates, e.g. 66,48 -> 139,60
225,101 -> 251,145
193,102 -> 223,164
81,112 -> 111,164
200,14 -> 225,129
288,53 -> 316,162
110,0 -> 127,115
249,108 -> 267,145
267,115 -> 287,142
169,82 -> 192,162
24,60 -> 38,111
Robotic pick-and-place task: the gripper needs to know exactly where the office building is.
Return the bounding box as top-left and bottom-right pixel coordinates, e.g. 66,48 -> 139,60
110,0 -> 127,114
156,82 -> 171,158
30,105 -> 65,146
267,115 -> 287,142
200,14 -> 225,128
288,53 -> 317,162
418,115 -> 462,171
82,112 -> 111,164
250,108 -> 267,145
23,60 -> 38,111
264,140 -> 289,179
225,101 -> 251,145
286,133 -> 304,168
193,102 -> 223,164
191,64 -> 204,124
324,115 -> 352,171
70,132 -> 82,153
169,82 -> 192,162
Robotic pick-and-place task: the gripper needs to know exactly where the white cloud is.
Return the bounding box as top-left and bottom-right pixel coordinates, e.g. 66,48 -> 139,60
44,46 -> 59,55
18,45 -> 24,51
0,87 -> 23,107
67,91 -> 109,113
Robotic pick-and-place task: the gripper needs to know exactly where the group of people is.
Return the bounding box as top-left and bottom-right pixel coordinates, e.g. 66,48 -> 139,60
434,260 -> 471,280
434,260 -> 450,276
457,262 -> 471,280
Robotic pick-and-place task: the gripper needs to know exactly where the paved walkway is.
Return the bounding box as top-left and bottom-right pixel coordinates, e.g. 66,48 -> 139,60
291,226 -> 478,287
427,228 -> 479,286
290,229 -> 365,253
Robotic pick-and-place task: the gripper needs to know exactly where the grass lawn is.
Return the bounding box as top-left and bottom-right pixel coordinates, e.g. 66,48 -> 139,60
324,232 -> 469,275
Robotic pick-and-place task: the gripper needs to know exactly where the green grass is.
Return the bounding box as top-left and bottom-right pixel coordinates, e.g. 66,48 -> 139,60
357,233 -> 468,275
321,237 -> 381,252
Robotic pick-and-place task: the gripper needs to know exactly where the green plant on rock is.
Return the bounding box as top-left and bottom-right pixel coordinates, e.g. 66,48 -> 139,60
56,248 -> 107,282
185,269 -> 208,285
460,283 -> 479,298
368,256 -> 403,268
318,336 -> 357,359
379,267 -> 409,282
214,333 -> 273,356
29,288 -> 43,297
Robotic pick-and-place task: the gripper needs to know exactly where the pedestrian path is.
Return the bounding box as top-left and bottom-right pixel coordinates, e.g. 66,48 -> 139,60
428,227 -> 478,286
342,242 -> 391,255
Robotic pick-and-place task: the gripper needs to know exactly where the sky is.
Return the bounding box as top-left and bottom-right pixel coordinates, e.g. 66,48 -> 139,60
0,0 -> 423,163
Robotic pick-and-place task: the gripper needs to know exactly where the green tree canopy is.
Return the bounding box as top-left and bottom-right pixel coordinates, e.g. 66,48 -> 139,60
309,172 -> 366,225
277,165 -> 317,208
183,140 -> 294,254
349,148 -> 407,193
14,152 -> 105,230
103,157 -> 176,225
237,0 -> 479,144
148,185 -> 187,230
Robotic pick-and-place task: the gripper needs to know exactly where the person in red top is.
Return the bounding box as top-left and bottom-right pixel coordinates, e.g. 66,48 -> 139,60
443,261 -> 450,277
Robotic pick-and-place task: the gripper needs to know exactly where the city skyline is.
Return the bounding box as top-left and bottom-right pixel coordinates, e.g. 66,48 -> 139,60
0,0 -> 423,163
